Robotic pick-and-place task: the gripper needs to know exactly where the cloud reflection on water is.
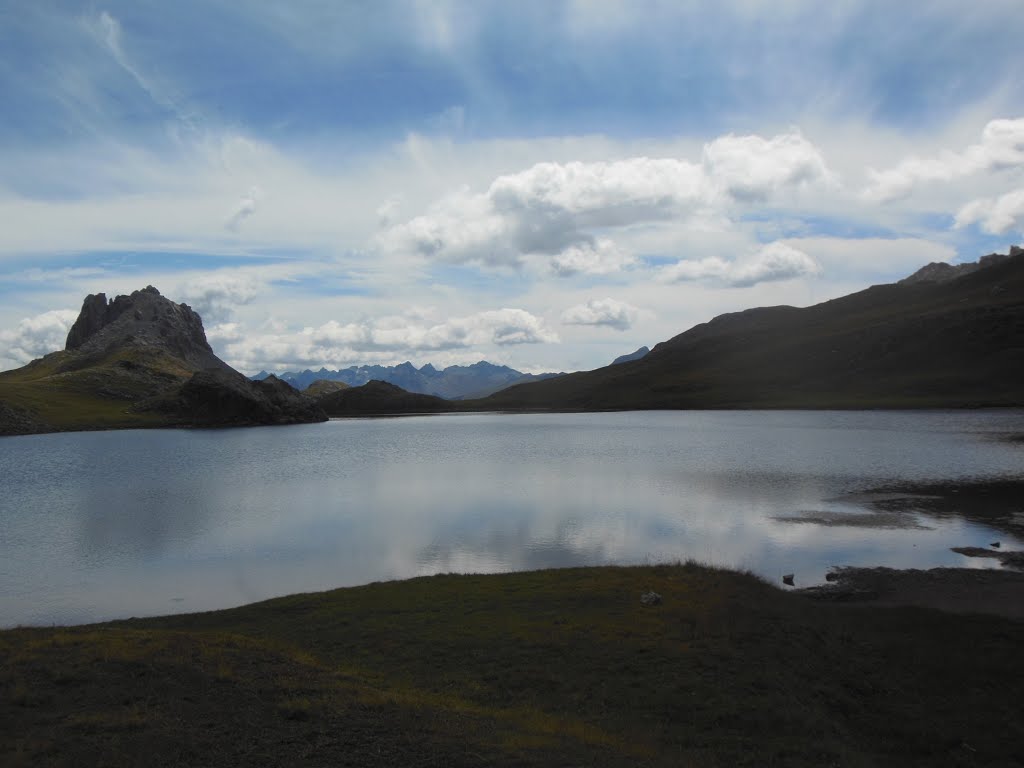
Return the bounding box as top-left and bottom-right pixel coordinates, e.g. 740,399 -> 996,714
1,411 -> 1023,626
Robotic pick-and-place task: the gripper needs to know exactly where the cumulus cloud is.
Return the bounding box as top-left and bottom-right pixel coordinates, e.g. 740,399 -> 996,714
702,131 -> 832,203
955,188 -> 1024,235
864,118 -> 1024,202
0,309 -> 78,371
661,242 -> 821,287
561,298 -> 640,331
386,187 -> 513,265
309,309 -> 557,350
550,239 -> 635,276
381,130 -> 830,275
176,273 -> 261,324
217,308 -> 558,373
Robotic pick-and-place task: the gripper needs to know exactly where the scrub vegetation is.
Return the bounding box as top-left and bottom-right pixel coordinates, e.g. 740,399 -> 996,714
2,563 -> 1022,766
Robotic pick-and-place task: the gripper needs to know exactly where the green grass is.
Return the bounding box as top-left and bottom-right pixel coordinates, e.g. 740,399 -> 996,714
2,563 -> 1022,766
0,348 -> 189,433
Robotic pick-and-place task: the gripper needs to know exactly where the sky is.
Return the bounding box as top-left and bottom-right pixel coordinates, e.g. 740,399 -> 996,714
1,1 -> 1023,375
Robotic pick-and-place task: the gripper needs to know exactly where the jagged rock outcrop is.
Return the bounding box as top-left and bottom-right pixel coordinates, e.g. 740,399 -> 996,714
64,286 -> 228,372
64,292 -> 112,350
1,286 -> 326,435
899,248 -> 1017,285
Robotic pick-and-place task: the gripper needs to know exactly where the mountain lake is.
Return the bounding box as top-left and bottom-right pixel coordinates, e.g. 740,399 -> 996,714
2,409 -> 1023,627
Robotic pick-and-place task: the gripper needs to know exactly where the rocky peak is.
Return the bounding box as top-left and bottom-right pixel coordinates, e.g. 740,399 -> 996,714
64,286 -> 228,371
899,247 -> 1017,285
611,346 -> 650,366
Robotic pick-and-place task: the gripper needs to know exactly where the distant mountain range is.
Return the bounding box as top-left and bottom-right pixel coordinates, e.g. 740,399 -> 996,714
252,361 -> 563,400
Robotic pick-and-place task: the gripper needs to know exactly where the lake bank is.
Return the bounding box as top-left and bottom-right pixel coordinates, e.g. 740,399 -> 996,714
2,562 -> 1022,766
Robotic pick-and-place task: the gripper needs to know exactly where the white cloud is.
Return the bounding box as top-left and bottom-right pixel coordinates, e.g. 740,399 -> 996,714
661,255 -> 733,283
205,321 -> 246,345
661,242 -> 821,287
226,187 -> 260,232
864,117 -> 1024,202
955,188 -> 1024,235
309,308 -> 556,350
382,130 -> 832,275
561,298 -> 640,331
376,196 -> 402,228
176,273 -> 262,324
384,187 -> 513,265
550,238 -> 636,276
217,307 -> 558,372
0,309 -> 78,370
702,131 -> 833,203
728,242 -> 822,287
487,156 -> 706,216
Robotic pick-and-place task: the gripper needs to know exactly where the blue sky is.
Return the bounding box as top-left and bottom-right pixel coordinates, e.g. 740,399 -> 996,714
2,1 -> 1023,373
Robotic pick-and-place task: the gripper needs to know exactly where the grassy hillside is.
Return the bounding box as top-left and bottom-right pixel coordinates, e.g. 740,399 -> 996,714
318,380 -> 452,416
2,564 -> 1022,766
481,251 -> 1024,411
0,347 -> 192,434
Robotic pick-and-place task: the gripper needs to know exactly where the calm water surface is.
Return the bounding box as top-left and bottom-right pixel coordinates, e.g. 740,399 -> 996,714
1,410 -> 1022,626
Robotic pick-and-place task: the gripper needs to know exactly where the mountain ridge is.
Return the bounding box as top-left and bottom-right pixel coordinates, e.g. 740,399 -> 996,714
254,360 -> 563,400
477,247 -> 1024,411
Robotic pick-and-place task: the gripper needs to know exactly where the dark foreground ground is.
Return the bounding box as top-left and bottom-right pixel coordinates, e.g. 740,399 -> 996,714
2,563 -> 1023,767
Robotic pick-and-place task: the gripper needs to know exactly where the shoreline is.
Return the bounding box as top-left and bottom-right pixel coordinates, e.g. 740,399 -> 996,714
3,561 -> 1022,766
797,565 -> 1024,619
5,403 -> 1024,438
5,560 -> 1023,631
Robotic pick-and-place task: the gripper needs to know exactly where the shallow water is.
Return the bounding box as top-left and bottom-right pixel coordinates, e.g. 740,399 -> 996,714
1,410 -> 1022,626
